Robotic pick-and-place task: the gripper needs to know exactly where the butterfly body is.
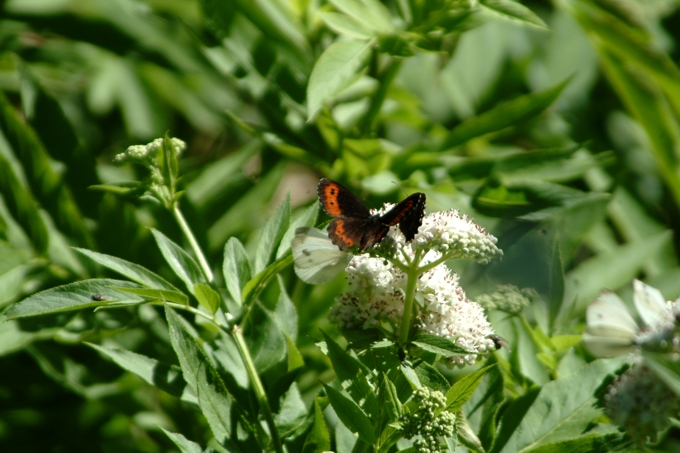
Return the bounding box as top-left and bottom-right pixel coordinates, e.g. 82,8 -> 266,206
318,178 -> 425,251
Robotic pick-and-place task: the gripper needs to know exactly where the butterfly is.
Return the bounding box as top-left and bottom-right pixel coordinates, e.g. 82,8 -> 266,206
292,227 -> 352,284
318,178 -> 426,251
582,290 -> 638,358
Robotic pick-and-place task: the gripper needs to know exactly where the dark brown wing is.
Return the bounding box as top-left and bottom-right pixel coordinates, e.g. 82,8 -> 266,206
318,179 -> 371,219
397,193 -> 426,241
378,192 -> 426,241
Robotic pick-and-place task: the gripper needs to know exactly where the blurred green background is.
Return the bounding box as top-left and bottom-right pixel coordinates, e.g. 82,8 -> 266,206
1,0 -> 680,451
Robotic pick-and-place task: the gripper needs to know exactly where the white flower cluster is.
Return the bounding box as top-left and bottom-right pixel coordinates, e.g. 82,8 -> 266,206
329,249 -> 496,366
413,209 -> 502,263
113,137 -> 186,166
329,256 -> 405,329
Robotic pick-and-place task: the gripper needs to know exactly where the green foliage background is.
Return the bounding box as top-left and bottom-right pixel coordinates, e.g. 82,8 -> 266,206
1,0 -> 680,451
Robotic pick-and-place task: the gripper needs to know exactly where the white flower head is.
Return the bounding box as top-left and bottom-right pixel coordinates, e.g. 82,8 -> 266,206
329,251 -> 496,366
413,210 -> 503,264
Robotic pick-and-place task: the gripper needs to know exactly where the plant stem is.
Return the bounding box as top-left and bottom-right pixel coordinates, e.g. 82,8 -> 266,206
360,58 -> 403,135
233,326 -> 284,453
398,267 -> 419,345
171,204 -> 281,452
172,205 -> 214,282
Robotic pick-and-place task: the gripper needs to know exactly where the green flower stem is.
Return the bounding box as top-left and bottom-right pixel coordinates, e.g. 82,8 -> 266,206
172,205 -> 214,282
399,267 -> 419,345
170,206 -> 281,452
233,326 -> 284,453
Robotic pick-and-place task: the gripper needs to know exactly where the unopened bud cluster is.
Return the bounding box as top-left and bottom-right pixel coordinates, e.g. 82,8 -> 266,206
114,137 -> 186,167
476,285 -> 535,314
401,388 -> 456,453
604,365 -> 680,444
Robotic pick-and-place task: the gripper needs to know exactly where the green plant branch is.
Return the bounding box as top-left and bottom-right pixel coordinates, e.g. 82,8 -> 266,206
173,205 -> 214,282
399,267 -> 419,345
232,326 -> 284,453
170,205 -> 281,452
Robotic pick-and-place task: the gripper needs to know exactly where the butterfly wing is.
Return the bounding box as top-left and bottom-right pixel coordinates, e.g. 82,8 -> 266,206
292,227 -> 352,284
632,279 -> 668,328
583,290 -> 638,357
397,193 -> 425,241
328,217 -> 384,251
318,178 -> 371,219
379,192 -> 426,241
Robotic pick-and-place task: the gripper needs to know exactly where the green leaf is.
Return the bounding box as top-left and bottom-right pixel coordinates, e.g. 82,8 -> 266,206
246,301 -> 286,372
491,358 -> 625,453
0,317 -> 35,357
186,143 -> 258,209
319,12 -> 375,40
159,428 -> 203,453
571,3 -> 680,114
0,90 -> 93,249
525,432 -> 628,453
0,152 -> 49,254
241,254 -> 293,307
275,383 -> 307,435
413,360 -> 450,393
74,247 -> 179,291
302,399 -> 331,453
412,334 -> 471,357
193,283 -> 221,315
323,383 -> 376,444
151,228 -> 206,293
108,287 -> 189,305
274,277 -> 298,342
223,237 -> 251,308
4,279 -> 143,319
321,331 -> 379,414
596,50 -> 680,210
86,343 -> 187,398
307,39 -> 374,120
564,231 -> 673,318
441,80 -> 569,149
547,237 -> 564,334
0,241 -> 35,309
643,352 -> 680,398
254,192 -> 291,273
446,365 -> 495,413
208,164 -> 285,248
379,373 -> 402,422
276,202 -> 319,259
285,334 -> 304,371
463,364 -> 505,451
480,0 -> 548,30
400,363 -> 422,389
166,306 -> 235,441
329,0 -> 395,34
